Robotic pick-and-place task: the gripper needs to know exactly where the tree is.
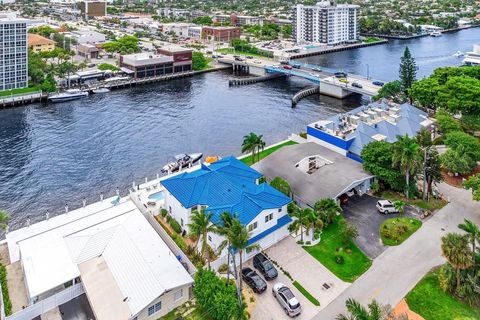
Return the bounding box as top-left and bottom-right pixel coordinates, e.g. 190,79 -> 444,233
192,16 -> 213,26
192,51 -> 209,71
339,220 -> 359,245
372,80 -> 403,102
457,219 -> 479,266
393,200 -> 405,214
40,73 -> 56,93
102,36 -> 140,54
464,174 -> 480,201
314,198 -> 342,226
241,132 -> 259,164
188,208 -> 216,268
435,76 -> 480,115
336,298 -> 388,320
409,77 -> 440,109
441,148 -> 476,175
216,212 -> 235,282
392,135 -> 421,198
270,176 -> 291,197
399,46 -> 417,92
444,131 -> 480,162
441,233 -> 474,289
436,112 -> 462,134
424,148 -> 442,199
0,210 -> 9,232
288,204 -> 310,242
302,207 -> 322,240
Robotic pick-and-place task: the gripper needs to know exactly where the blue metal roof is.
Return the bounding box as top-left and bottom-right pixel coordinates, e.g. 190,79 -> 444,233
161,156 -> 292,225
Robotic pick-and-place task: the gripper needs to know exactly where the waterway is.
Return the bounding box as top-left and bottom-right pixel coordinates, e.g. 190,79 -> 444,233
1,28 -> 479,229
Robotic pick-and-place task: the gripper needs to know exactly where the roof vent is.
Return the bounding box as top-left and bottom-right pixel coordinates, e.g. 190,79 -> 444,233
227,188 -> 231,192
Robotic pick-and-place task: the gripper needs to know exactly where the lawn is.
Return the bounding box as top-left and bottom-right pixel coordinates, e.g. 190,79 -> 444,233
380,217 -> 422,246
303,217 -> 372,282
406,268 -> 480,320
0,86 -> 40,97
160,302 -> 210,320
380,190 -> 448,211
363,36 -> 384,43
240,140 -> 297,166
216,48 -> 273,59
293,281 -> 320,306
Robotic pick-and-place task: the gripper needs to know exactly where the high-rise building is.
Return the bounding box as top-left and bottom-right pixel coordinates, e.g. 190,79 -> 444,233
0,13 -> 27,91
292,1 -> 359,45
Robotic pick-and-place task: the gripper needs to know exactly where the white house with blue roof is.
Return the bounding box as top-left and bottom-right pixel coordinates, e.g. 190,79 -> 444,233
161,156 -> 292,262
306,101 -> 434,162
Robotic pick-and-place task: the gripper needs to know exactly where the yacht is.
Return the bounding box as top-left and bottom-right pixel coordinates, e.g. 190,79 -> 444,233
48,89 -> 88,103
430,31 -> 442,37
92,87 -> 111,94
161,153 -> 203,173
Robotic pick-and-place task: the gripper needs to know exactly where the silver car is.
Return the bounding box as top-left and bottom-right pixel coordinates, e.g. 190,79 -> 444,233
272,283 -> 301,317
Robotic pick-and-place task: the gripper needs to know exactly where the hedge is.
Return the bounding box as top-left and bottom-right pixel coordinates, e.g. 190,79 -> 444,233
0,264 -> 11,316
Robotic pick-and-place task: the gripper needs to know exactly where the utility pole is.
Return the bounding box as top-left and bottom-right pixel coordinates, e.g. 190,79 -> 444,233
422,146 -> 428,201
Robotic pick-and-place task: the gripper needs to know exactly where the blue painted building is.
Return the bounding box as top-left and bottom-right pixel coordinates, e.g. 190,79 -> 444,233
307,101 -> 433,162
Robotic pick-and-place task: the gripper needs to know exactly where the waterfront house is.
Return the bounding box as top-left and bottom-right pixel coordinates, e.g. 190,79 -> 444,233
306,101 -> 434,162
6,199 -> 193,320
161,156 -> 292,262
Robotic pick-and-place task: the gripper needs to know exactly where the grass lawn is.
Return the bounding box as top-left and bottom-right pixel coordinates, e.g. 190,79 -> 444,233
216,48 -> 273,59
240,140 -> 297,166
363,36 -> 383,43
380,217 -> 422,246
293,281 -> 320,306
303,217 -> 372,282
0,86 -> 40,97
381,190 -> 448,211
406,268 -> 480,320
160,303 -> 210,320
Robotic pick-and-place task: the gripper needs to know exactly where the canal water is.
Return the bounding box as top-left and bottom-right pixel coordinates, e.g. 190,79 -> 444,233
1,28 -> 479,229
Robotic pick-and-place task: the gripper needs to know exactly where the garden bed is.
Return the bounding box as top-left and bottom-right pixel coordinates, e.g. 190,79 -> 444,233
380,217 -> 422,246
441,166 -> 480,188
380,191 -> 448,211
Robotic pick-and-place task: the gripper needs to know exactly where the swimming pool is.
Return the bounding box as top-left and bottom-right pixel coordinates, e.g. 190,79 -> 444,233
304,45 -> 319,50
148,191 -> 165,201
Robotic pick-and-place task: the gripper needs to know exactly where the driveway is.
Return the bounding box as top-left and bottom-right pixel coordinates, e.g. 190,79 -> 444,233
250,236 -> 349,320
313,183 -> 480,318
342,195 -> 419,258
59,294 -> 95,320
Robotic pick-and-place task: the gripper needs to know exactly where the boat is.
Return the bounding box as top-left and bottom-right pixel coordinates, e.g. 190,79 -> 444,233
48,89 -> 88,102
161,153 -> 203,173
92,87 -> 111,94
453,51 -> 464,58
430,31 -> 442,37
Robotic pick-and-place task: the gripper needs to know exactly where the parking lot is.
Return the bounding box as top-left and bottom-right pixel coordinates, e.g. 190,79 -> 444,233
342,195 -> 420,258
248,237 -> 349,320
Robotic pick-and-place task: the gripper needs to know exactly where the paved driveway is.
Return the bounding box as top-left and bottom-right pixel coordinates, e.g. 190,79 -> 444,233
342,195 -> 420,258
250,236 -> 349,320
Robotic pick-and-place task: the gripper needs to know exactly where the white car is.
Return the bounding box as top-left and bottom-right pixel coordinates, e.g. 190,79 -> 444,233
376,200 -> 399,214
272,283 -> 301,317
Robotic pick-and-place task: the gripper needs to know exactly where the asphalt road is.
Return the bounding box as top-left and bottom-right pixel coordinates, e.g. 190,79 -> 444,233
313,183 -> 480,319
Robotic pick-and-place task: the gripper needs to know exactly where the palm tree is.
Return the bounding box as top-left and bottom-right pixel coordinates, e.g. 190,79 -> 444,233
336,298 -> 382,320
303,208 -> 323,238
241,132 -> 259,164
254,134 -> 265,162
441,233 -> 474,289
288,205 -> 310,242
458,219 -> 480,266
392,135 -> 421,199
314,198 -> 342,226
215,212 -> 235,282
0,210 -> 9,232
393,200 -> 405,214
187,208 -> 217,268
270,176 -> 291,197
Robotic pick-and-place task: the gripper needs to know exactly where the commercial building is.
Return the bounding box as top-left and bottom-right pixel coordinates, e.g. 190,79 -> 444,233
187,26 -> 202,40
157,45 -> 193,73
0,13 -> 28,91
6,199 -> 193,320
202,26 -> 241,42
306,101 -> 434,162
28,33 -> 55,52
212,13 -> 263,26
77,0 -> 107,19
292,1 -> 359,45
161,23 -> 193,37
161,157 -> 292,266
68,30 -> 106,44
77,43 -> 100,59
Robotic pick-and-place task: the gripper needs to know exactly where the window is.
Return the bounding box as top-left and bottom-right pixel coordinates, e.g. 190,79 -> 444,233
148,301 -> 162,316
265,213 -> 273,223
208,235 -> 212,242
248,221 -> 258,231
169,206 -> 172,213
278,208 -> 282,213
174,289 -> 183,301
181,218 -> 184,226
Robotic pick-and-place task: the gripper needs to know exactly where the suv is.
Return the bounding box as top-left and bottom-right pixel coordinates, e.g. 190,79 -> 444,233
335,72 -> 347,78
352,82 -> 363,88
241,267 -> 267,293
376,200 -> 399,214
372,81 -> 385,87
253,253 -> 278,280
272,283 -> 301,317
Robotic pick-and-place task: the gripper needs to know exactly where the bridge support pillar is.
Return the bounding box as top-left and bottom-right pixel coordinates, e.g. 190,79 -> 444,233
319,82 -> 354,99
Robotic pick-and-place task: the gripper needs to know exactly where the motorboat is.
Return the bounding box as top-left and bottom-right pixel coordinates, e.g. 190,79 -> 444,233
161,153 -> 203,173
430,31 -> 442,37
453,51 -> 464,58
92,87 -> 111,94
48,89 -> 88,102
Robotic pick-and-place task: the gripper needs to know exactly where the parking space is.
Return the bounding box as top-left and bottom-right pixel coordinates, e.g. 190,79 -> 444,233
249,237 -> 349,320
342,195 -> 419,258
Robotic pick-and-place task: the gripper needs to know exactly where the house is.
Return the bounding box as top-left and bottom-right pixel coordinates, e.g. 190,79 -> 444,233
306,101 -> 434,162
161,156 -> 292,261
6,199 -> 193,320
77,43 -> 100,59
28,33 -> 55,52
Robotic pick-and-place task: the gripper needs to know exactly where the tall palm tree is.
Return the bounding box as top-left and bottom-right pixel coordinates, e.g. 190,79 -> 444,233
215,212 -> 235,282
187,208 -> 217,268
241,132 -> 259,164
288,205 -> 310,242
336,298 -> 382,320
254,134 -> 265,162
0,210 -> 9,232
314,198 -> 342,226
303,208 -> 323,238
441,233 -> 474,289
458,219 -> 480,266
392,135 -> 421,199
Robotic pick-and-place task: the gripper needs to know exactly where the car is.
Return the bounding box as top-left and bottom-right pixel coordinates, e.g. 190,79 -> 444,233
373,81 -> 385,86
339,78 -> 349,84
211,54 -> 218,58
376,200 -> 399,214
241,267 -> 267,293
235,57 -> 245,61
335,72 -> 347,78
253,253 -> 278,280
312,67 -> 322,72
272,283 -> 301,317
290,63 -> 301,69
254,60 -> 262,64
352,82 -> 363,88
246,56 -> 254,59
283,65 -> 293,70
217,55 -> 224,58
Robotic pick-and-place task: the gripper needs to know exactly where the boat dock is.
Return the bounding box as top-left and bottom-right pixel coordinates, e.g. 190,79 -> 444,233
0,92 -> 47,109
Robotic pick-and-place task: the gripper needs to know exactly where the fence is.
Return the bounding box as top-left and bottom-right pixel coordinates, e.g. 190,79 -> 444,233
6,283 -> 84,320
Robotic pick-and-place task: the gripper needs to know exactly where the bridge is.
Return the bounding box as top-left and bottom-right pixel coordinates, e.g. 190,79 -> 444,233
217,55 -> 384,99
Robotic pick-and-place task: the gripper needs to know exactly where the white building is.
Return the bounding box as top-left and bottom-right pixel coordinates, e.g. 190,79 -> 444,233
68,30 -> 106,44
6,199 -> 193,320
0,13 -> 28,91
161,157 -> 292,265
158,8 -> 191,20
292,1 -> 359,45
187,26 -> 202,39
161,23 -> 193,37
464,44 -> 480,66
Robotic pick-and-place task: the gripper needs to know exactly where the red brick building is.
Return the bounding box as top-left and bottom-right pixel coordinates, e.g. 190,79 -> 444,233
202,26 -> 241,42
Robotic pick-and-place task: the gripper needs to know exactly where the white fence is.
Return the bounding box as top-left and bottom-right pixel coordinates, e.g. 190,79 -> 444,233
6,283 -> 84,320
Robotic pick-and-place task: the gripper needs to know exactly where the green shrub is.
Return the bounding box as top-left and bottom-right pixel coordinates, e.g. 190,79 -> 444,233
160,208 -> 168,217
299,132 -> 307,139
335,253 -> 345,264
436,112 -> 462,134
305,241 -> 311,245
218,263 -> 228,273
169,218 -> 182,234
0,264 -> 11,316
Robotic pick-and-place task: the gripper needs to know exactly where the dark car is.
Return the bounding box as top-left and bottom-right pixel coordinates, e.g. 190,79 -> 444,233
352,82 -> 363,88
253,253 -> 278,280
334,72 -> 347,78
291,63 -> 301,69
246,56 -> 254,59
242,267 -> 267,293
372,81 -> 385,87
